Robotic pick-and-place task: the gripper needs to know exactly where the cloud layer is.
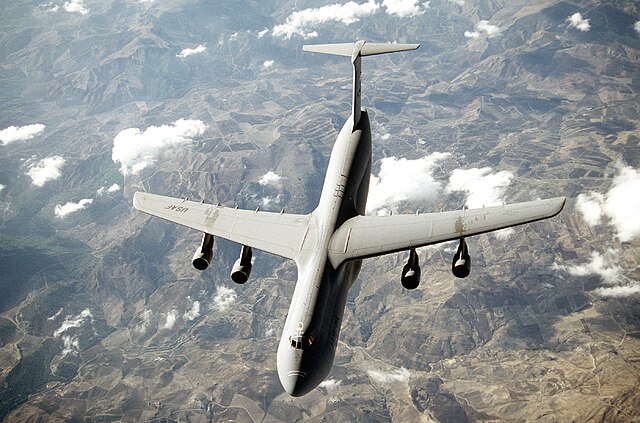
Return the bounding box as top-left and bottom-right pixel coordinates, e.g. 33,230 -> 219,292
259,171 -> 283,187
163,309 -> 178,329
367,153 -> 450,214
382,0 -> 429,17
0,124 -> 45,145
446,167 -> 514,208
25,156 -> 65,187
576,164 -> 640,242
271,0 -> 433,38
177,45 -> 207,58
272,0 -> 380,39
553,249 -> 639,297
367,367 -> 411,384
464,20 -> 501,39
96,183 -> 121,196
567,13 -> 590,31
213,286 -> 237,312
183,300 -> 201,321
112,118 -> 207,175
54,198 -> 93,218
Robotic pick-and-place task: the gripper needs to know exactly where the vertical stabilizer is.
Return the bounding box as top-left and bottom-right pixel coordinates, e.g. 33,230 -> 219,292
303,41 -> 419,130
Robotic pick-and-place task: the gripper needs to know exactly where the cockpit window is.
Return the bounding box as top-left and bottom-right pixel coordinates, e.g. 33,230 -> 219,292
289,330 -> 314,350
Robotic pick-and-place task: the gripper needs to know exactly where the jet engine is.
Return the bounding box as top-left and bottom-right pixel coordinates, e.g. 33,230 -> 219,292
230,245 -> 253,284
451,238 -> 471,278
401,248 -> 421,290
192,233 -> 214,271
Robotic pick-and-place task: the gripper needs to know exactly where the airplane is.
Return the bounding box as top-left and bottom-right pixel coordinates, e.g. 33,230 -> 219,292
133,40 -> 565,397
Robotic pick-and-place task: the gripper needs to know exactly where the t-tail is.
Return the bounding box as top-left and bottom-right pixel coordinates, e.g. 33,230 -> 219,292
303,40 -> 419,131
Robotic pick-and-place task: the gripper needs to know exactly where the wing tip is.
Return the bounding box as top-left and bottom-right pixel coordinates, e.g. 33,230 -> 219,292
549,196 -> 567,218
133,191 -> 145,211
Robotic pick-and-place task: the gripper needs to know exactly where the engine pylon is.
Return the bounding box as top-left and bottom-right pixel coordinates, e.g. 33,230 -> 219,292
452,238 -> 471,278
231,245 -> 253,284
192,233 -> 214,271
401,248 -> 421,290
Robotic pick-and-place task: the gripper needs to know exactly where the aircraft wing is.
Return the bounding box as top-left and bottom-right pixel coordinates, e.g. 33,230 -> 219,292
133,192 -> 311,262
327,197 -> 565,267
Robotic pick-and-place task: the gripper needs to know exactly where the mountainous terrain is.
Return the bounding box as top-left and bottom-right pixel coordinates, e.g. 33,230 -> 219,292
1,0 -> 639,421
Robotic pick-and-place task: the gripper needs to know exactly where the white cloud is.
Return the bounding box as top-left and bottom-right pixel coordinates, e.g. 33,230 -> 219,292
54,198 -> 93,218
594,284 -> 640,298
446,167 -> 513,208
448,0 -> 464,5
25,156 -> 65,187
177,44 -> 207,58
0,124 -> 45,145
319,379 -> 342,389
163,309 -> 178,329
367,367 -> 411,384
96,183 -> 121,196
63,0 -> 88,14
261,194 -> 282,208
567,13 -> 590,32
259,170 -> 283,187
112,118 -> 207,175
602,165 -> 640,242
134,310 -> 152,333
53,309 -> 92,358
263,60 -> 275,68
576,164 -> 640,242
0,184 -> 4,193
183,300 -> 201,321
465,20 -> 501,39
53,309 -> 93,337
60,334 -> 80,357
272,0 -> 380,39
575,192 -> 604,226
553,249 -> 639,297
552,249 -> 622,285
464,31 -> 481,39
382,0 -> 429,17
635,21 -> 640,36
478,21 -> 501,37
367,152 -> 450,214
257,28 -> 269,38
47,308 -> 63,321
213,286 -> 237,312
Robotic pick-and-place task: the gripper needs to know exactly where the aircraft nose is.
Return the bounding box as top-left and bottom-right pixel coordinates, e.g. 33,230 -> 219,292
281,370 -> 309,397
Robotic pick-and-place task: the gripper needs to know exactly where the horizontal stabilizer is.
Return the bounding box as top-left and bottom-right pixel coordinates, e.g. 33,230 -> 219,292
303,41 -> 419,58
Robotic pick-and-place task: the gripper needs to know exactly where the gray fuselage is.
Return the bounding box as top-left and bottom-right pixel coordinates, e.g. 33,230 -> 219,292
277,111 -> 372,396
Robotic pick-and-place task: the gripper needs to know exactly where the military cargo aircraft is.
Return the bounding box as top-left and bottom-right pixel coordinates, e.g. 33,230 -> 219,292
134,41 -> 565,396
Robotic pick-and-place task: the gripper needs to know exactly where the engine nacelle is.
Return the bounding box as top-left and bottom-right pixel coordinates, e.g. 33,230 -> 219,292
401,248 -> 421,290
452,238 -> 471,278
230,245 -> 253,284
192,233 -> 214,271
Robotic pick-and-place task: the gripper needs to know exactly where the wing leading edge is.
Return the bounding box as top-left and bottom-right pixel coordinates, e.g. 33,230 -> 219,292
133,192 -> 311,262
327,197 -> 566,268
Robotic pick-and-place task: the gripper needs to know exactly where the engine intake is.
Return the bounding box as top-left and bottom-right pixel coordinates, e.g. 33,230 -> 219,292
192,233 -> 214,271
401,248 -> 421,290
231,245 -> 253,284
452,238 -> 471,278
